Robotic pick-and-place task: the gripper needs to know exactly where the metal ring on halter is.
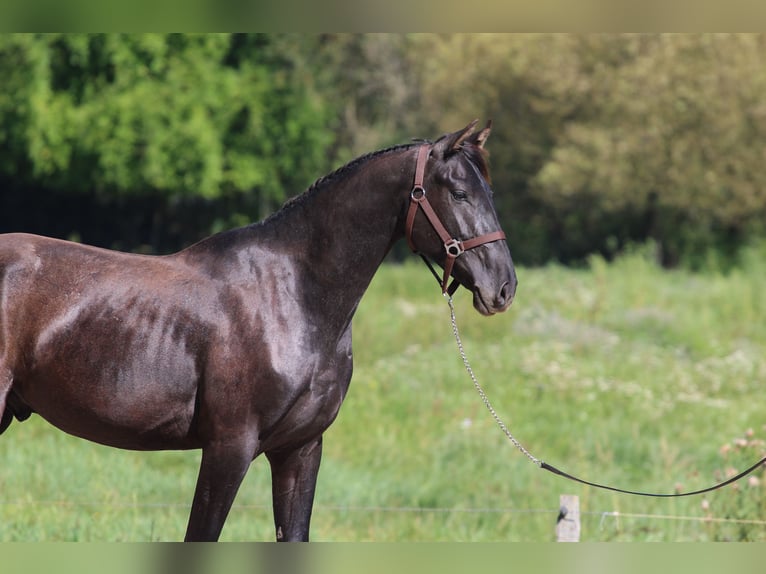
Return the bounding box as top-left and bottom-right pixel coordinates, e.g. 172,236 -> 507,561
444,238 -> 464,258
410,186 -> 426,201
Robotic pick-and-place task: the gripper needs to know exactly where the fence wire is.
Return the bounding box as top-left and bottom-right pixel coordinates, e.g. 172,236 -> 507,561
2,498 -> 766,530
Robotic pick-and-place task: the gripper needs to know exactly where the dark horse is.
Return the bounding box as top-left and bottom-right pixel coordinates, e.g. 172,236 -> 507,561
0,120 -> 515,541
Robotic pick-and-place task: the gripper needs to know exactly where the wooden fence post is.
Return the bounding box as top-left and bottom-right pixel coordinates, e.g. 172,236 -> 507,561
556,494 -> 581,542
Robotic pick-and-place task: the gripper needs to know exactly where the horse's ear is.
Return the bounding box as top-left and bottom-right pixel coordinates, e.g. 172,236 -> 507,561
469,120 -> 492,149
432,119 -> 479,158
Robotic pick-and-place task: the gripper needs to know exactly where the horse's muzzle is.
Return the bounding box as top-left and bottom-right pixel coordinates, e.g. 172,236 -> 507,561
472,273 -> 516,316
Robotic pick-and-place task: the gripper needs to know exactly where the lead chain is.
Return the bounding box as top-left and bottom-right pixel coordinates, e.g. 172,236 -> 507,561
445,294 -> 542,467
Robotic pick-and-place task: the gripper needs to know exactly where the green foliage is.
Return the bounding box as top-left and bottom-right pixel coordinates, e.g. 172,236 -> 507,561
529,35 -> 766,268
11,34 -> 331,200
0,34 -> 333,250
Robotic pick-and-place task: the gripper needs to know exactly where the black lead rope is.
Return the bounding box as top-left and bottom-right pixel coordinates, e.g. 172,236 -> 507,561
539,458 -> 766,498
428,262 -> 766,498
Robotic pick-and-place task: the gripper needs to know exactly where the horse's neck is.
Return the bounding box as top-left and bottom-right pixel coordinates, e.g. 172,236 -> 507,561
203,148 -> 412,325
276,150 -> 410,291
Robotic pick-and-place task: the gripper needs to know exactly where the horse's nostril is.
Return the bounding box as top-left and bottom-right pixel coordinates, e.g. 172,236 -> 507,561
497,279 -> 516,308
499,281 -> 510,303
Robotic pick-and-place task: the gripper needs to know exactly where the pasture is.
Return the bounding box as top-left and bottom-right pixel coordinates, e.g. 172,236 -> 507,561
0,245 -> 764,541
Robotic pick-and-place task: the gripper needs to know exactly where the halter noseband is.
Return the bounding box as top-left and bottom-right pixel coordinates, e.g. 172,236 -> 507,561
405,144 -> 506,294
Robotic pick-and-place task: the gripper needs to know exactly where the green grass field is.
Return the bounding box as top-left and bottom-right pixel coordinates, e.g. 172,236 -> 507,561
1,245 -> 765,541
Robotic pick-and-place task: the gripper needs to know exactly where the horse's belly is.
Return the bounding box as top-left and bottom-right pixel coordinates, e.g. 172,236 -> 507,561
17,297 -> 210,450
25,379 -> 201,451
20,349 -> 203,451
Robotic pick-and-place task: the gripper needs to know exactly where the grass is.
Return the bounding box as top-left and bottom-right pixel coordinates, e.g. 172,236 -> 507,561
1,245 -> 765,541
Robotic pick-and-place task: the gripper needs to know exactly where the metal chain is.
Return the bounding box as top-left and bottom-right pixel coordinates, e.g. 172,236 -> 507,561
445,294 -> 542,467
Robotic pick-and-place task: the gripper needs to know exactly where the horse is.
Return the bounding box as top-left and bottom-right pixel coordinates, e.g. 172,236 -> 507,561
0,120 -> 516,541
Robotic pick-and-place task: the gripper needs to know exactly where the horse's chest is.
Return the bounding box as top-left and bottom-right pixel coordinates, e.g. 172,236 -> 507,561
257,328 -> 354,451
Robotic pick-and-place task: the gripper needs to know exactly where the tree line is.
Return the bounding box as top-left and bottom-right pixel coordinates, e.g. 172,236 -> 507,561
2,33 -> 765,268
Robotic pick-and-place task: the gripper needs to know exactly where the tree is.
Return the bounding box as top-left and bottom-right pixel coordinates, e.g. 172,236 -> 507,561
533,34 -> 766,266
0,34 -> 333,252
410,34 -> 766,267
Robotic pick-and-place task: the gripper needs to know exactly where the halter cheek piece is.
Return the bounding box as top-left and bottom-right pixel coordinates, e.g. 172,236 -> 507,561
405,144 -> 506,295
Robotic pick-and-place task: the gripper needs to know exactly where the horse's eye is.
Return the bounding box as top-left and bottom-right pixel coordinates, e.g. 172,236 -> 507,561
450,189 -> 468,202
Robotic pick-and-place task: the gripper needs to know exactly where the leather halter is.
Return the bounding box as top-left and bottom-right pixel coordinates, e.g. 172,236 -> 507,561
405,144 -> 506,294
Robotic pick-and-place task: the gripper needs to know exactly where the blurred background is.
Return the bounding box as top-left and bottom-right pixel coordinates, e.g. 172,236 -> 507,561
3,33 -> 766,269
2,34 -> 766,542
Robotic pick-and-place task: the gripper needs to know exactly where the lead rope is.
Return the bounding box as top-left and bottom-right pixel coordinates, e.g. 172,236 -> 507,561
444,293 -> 766,498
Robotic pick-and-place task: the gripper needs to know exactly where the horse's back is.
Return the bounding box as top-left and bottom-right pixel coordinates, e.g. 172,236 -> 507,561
0,232 -> 157,295
0,232 -> 160,277
0,232 -> 179,350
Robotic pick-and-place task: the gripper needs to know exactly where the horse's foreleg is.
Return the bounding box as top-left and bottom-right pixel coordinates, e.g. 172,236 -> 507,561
184,437 -> 257,542
266,436 -> 323,542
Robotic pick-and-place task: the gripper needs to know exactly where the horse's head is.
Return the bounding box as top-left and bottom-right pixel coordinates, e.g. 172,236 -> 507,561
405,120 -> 516,316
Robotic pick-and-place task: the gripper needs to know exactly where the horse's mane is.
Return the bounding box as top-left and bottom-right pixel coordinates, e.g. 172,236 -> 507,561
260,134 -> 490,227
260,142 -> 417,227
304,142 -> 417,199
